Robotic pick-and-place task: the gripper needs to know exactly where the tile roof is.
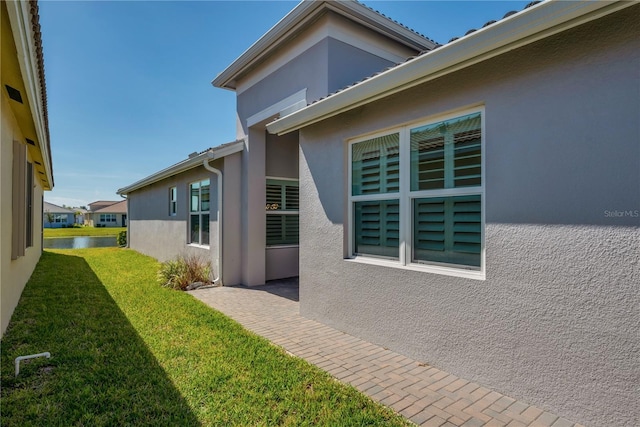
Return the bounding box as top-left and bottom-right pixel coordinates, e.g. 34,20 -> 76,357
28,1 -> 53,180
306,1 -> 543,107
92,200 -> 127,214
353,0 -> 437,46
117,139 -> 245,195
197,139 -> 245,156
89,200 -> 120,205
43,201 -> 75,214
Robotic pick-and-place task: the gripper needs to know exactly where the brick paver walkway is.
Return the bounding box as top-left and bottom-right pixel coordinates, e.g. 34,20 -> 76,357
190,282 -> 583,427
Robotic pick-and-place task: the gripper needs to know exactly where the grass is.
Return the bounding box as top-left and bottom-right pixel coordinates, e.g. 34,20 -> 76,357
43,227 -> 126,238
1,249 -> 410,426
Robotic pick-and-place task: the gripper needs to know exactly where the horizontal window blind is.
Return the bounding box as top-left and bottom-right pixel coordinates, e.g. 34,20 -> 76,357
266,214 -> 299,246
354,200 -> 399,259
411,112 -> 481,191
266,180 -> 299,211
266,179 -> 299,246
352,133 -> 400,195
413,195 -> 481,267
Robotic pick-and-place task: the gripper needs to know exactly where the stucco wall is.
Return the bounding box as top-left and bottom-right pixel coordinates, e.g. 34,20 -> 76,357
234,19 -> 404,285
266,131 -> 299,179
1,94 -> 45,336
237,39 -> 329,134
297,7 -> 639,427
128,162 -> 221,267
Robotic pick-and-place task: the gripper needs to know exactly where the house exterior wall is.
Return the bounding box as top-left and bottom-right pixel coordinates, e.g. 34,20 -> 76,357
1,94 -> 45,336
128,161 -> 221,266
220,153 -> 242,286
266,131 -> 298,179
237,36 -> 399,136
94,213 -> 125,227
234,11 -> 416,104
296,7 -> 639,427
233,12 -> 415,285
43,212 -> 74,228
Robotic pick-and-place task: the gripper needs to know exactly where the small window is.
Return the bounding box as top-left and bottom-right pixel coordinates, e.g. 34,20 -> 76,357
266,179 -> 299,246
169,186 -> 177,216
189,179 -> 210,245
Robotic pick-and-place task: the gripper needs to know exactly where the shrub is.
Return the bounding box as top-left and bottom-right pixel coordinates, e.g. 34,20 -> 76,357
158,254 -> 212,290
117,231 -> 127,247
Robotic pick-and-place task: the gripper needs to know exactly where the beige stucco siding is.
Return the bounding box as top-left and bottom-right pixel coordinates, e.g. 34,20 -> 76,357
1,94 -> 45,336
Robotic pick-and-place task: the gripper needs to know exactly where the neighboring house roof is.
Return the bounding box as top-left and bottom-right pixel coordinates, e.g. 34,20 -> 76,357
92,200 -> 127,214
43,202 -> 74,214
267,0 -> 635,135
3,0 -> 54,188
88,200 -> 120,211
89,200 -> 120,206
212,0 -> 437,91
117,140 -> 244,195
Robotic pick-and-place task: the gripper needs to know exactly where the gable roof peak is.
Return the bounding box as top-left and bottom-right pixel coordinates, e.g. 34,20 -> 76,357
212,0 -> 436,91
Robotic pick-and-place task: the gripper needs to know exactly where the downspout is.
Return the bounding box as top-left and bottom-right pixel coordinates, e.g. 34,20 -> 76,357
203,154 -> 223,286
120,194 -> 129,247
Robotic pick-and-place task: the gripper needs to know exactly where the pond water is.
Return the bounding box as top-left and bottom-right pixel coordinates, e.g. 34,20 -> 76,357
44,236 -> 118,249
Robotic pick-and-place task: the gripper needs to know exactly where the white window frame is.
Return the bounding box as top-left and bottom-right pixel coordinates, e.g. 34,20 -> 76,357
169,186 -> 177,216
188,179 -> 210,247
265,176 -> 299,248
347,106 -> 485,280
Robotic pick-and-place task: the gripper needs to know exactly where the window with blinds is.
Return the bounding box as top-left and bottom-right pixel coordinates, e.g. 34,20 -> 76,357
413,195 -> 481,267
353,200 -> 399,259
351,133 -> 401,259
349,109 -> 483,275
352,133 -> 400,195
266,179 -> 299,246
189,179 -> 210,246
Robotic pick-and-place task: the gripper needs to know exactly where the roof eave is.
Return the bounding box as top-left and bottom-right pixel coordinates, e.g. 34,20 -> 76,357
5,0 -> 54,189
211,0 -> 435,91
117,141 -> 244,195
267,0 -> 634,135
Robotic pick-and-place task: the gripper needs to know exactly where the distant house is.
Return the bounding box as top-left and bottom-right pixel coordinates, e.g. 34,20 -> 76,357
88,200 -> 120,212
1,1 -> 55,335
86,200 -> 127,227
74,208 -> 87,225
118,1 -> 639,426
43,202 -> 74,228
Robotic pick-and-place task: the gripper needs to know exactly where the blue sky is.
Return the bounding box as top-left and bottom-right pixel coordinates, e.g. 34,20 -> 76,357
40,0 -> 530,208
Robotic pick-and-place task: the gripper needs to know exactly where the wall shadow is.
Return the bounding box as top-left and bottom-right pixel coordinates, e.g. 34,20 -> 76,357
233,277 -> 299,302
1,251 -> 200,426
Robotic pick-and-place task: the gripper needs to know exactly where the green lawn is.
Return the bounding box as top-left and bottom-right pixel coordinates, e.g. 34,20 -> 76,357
43,227 -> 126,238
1,249 -> 409,426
